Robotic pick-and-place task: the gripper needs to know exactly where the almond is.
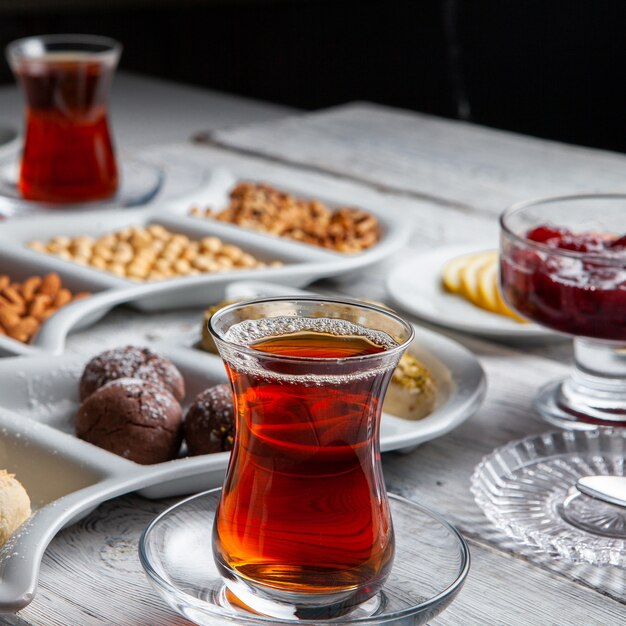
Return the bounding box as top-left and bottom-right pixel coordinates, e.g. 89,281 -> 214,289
39,272 -> 61,299
8,316 -> 39,342
54,288 -> 72,308
21,275 -> 42,301
0,308 -> 21,330
29,294 -> 52,321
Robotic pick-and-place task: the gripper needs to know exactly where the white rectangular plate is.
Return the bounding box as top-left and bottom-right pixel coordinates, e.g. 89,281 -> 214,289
0,168 -> 410,314
0,247 -> 110,357
0,295 -> 484,612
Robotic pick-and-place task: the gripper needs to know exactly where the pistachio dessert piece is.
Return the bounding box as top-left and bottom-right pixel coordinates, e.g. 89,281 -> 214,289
200,300 -> 240,354
383,353 -> 437,420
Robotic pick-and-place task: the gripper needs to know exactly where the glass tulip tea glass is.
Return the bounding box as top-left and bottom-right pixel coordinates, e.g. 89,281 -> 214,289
6,34 -> 121,203
500,194 -> 626,429
208,297 -> 414,619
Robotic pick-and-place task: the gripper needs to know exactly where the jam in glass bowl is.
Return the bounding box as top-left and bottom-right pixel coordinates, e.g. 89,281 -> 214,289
500,194 -> 626,429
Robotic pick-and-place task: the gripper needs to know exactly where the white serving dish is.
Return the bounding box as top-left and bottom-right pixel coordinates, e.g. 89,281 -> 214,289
0,350 -> 230,613
158,280 -> 487,454
0,284 -> 485,612
386,244 -> 564,342
0,247 -> 109,357
166,166 -> 404,261
0,168 -> 409,314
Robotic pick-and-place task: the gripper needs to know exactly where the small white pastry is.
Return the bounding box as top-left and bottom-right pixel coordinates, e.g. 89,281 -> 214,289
0,470 -> 31,547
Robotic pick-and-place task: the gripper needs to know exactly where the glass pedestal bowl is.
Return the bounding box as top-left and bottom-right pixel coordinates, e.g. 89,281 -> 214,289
500,194 -> 626,429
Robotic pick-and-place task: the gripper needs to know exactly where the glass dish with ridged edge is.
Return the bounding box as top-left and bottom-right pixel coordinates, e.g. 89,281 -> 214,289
471,428 -> 626,567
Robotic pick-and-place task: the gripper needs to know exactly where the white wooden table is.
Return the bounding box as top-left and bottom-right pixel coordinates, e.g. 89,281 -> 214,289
2,79 -> 625,625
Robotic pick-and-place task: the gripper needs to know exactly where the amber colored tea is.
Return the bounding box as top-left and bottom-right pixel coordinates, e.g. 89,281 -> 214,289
15,54 -> 118,202
212,318 -> 398,614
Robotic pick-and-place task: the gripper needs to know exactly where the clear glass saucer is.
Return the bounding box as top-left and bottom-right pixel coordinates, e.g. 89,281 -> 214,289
0,155 -> 163,217
139,489 -> 470,626
0,125 -> 19,159
471,429 -> 626,566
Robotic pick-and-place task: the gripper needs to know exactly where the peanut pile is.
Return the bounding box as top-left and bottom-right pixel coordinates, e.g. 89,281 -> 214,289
0,272 -> 89,343
189,182 -> 381,254
27,224 -> 280,282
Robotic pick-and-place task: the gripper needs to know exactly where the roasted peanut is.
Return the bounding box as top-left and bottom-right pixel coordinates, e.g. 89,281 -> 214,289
108,263 -> 126,277
173,259 -> 191,274
90,256 -> 108,270
201,236 -> 222,254
27,240 -> 47,253
30,223 -> 269,282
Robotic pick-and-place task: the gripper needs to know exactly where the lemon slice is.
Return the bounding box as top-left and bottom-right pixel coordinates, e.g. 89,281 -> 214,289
477,260 -> 501,312
442,249 -> 526,323
494,280 -> 527,323
459,251 -> 497,306
442,253 -> 473,293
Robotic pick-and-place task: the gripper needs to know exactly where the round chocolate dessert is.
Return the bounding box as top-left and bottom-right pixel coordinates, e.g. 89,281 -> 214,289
76,378 -> 183,464
184,383 -> 235,455
80,346 -> 185,401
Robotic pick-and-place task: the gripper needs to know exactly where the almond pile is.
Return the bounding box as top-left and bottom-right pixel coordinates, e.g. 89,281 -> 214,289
190,182 -> 381,254
0,272 -> 89,343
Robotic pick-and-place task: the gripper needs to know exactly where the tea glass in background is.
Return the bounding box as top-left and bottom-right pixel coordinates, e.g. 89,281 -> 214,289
209,297 -> 414,619
499,194 -> 626,429
6,34 -> 121,203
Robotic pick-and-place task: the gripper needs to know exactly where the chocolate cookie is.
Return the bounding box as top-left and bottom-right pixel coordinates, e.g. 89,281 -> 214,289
80,346 -> 185,401
183,384 -> 235,455
76,378 -> 183,464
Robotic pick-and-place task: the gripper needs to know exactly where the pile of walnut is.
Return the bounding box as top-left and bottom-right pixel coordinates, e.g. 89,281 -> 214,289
0,272 -> 89,342
189,182 -> 381,254
27,224 -> 280,282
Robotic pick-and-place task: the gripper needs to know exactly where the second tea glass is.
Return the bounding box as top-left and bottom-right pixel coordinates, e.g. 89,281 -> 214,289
209,297 -> 414,619
500,194 -> 626,429
7,34 -> 121,203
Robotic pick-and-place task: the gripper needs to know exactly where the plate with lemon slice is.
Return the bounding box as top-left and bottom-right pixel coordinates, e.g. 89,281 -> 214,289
386,245 -> 563,341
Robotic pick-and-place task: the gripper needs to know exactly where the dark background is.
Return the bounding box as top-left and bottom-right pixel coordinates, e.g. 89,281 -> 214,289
2,0 -> 625,152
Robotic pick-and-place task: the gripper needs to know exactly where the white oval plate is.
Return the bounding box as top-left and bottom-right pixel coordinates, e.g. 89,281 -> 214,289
156,280 -> 487,454
386,245 -> 563,341
0,320 -> 484,612
0,247 -> 111,358
0,167 -> 409,321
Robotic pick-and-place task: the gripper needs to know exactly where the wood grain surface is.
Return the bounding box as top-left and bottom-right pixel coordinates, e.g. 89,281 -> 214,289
211,102 -> 626,215
7,105 -> 626,625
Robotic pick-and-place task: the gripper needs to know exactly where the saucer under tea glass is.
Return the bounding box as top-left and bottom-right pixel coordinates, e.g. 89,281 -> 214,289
139,488 -> 470,625
500,194 -> 626,429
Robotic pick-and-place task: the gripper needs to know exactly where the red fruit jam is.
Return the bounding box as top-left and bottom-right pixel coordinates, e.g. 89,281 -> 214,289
501,225 -> 626,340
